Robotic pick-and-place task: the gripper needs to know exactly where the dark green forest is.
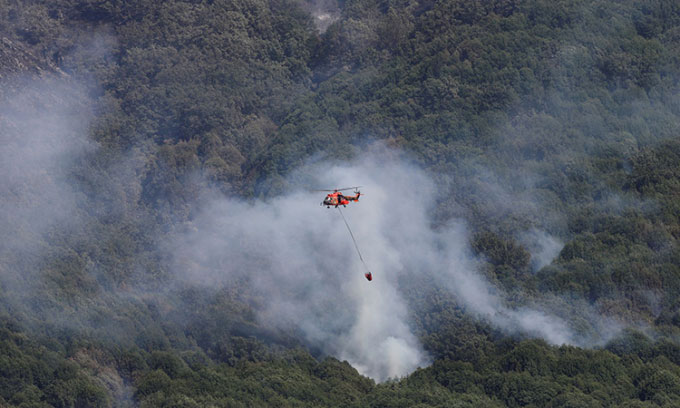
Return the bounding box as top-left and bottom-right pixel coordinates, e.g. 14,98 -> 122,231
2,0 -> 680,406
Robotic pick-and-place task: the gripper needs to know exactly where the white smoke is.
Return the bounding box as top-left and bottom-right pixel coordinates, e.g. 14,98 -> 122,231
0,76 -> 93,234
169,155 -> 432,381
0,75 -> 95,300
0,80 -> 617,380
298,0 -> 341,32
168,147 -> 609,381
0,72 -> 623,383
520,228 -> 564,271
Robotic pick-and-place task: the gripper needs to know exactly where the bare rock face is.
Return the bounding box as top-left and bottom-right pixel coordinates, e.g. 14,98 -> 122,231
0,36 -> 66,80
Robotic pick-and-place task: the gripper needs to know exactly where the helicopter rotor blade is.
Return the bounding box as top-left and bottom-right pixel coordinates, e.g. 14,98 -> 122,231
335,186 -> 363,191
311,186 -> 363,192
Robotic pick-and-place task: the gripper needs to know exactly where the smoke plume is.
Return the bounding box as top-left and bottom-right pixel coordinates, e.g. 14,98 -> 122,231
167,146 -> 618,380
0,75 -> 96,308
0,71 -> 622,381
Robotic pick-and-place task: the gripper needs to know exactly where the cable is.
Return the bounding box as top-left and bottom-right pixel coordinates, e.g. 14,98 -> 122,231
337,207 -> 372,281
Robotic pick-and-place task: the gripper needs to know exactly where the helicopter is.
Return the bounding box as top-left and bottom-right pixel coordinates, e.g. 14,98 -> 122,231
316,185 -> 372,281
318,186 -> 362,208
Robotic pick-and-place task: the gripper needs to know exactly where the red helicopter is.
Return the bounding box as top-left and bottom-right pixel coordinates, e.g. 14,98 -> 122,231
316,186 -> 372,281
318,186 -> 362,208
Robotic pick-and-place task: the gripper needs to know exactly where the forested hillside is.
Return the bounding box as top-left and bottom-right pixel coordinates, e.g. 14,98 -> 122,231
2,0 -> 680,406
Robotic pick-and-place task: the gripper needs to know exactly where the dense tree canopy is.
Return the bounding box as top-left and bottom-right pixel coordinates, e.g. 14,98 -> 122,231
1,0 -> 680,406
